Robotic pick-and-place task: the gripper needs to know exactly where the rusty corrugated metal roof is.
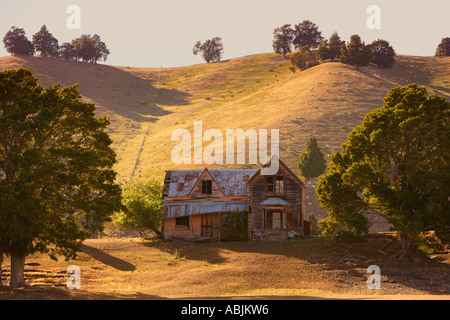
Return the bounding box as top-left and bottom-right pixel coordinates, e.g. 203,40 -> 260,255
166,170 -> 203,197
165,169 -> 258,197
209,169 -> 257,196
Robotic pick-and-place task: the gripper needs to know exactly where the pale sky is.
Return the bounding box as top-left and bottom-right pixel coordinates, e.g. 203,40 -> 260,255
0,0 -> 449,68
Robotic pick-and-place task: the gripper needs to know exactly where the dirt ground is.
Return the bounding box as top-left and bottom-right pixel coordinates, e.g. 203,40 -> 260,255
0,233 -> 449,300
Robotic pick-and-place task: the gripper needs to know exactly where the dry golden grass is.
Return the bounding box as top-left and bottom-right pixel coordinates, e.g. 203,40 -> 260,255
0,234 -> 449,300
1,53 -> 449,226
1,54 -> 448,184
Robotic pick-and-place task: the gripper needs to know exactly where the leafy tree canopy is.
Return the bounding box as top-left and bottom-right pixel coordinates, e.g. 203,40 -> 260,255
273,24 -> 294,57
0,68 -> 121,287
114,179 -> 163,239
370,39 -> 396,68
193,37 -> 224,63
316,84 -> 450,261
71,34 -> 110,64
292,20 -> 324,50
3,26 -> 34,56
316,32 -> 343,61
32,25 -> 59,58
340,34 -> 372,68
435,37 -> 450,57
297,136 -> 327,179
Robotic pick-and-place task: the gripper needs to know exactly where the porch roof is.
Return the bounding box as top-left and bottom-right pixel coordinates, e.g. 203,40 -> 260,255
259,198 -> 293,207
163,200 -> 248,220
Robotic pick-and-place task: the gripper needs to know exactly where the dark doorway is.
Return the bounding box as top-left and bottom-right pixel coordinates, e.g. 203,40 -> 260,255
201,214 -> 213,237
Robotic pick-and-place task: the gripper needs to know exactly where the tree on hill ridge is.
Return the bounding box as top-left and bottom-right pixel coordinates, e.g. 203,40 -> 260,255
32,25 -> 59,58
340,34 -> 372,69
316,32 -> 344,62
193,37 -> 224,63
273,24 -> 294,58
435,37 -> 450,57
71,34 -> 110,64
293,20 -> 324,50
3,26 -> 34,56
369,39 -> 396,68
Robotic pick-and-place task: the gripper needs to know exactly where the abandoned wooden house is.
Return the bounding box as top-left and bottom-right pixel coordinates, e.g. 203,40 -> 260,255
162,157 -> 307,241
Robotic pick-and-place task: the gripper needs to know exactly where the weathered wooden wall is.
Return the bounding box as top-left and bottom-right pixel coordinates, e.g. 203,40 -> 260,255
247,164 -> 305,240
163,214 -> 221,240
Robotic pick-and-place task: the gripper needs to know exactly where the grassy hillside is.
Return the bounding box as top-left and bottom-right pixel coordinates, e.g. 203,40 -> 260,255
0,53 -> 449,194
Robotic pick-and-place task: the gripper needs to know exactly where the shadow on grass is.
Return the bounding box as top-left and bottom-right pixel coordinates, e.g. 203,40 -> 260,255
19,56 -> 193,123
146,234 -> 450,295
142,241 -> 227,265
81,244 -> 135,272
0,286 -> 166,300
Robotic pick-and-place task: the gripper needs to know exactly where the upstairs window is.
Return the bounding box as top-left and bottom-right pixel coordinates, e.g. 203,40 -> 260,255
276,176 -> 284,194
266,176 -> 284,194
265,176 -> 274,193
202,180 -> 212,195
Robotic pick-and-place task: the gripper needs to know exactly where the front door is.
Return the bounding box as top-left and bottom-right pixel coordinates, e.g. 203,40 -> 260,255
264,209 -> 287,230
201,214 -> 213,237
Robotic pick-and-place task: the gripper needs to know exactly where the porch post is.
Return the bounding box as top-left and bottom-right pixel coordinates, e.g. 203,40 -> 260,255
218,212 -> 221,242
190,215 -> 195,243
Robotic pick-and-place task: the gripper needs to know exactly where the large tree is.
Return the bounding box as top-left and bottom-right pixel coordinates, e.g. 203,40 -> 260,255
193,37 -> 224,63
292,20 -> 324,50
369,39 -> 396,68
114,179 -> 163,239
3,26 -> 34,56
340,35 -> 372,69
72,34 -> 110,63
272,24 -> 294,58
297,136 -> 327,179
59,42 -> 77,61
316,84 -> 450,261
32,25 -> 59,58
435,37 -> 450,57
316,32 -> 344,62
0,68 -> 122,288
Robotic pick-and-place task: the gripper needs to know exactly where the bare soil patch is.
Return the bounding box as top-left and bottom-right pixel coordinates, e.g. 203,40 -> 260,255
0,234 -> 449,300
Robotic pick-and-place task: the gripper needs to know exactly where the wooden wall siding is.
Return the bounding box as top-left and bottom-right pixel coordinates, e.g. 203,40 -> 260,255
247,164 -> 304,239
163,214 -> 221,240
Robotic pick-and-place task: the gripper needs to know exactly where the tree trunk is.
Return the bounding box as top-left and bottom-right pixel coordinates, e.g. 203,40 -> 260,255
152,228 -> 162,239
0,251 -> 3,287
9,250 -> 26,288
393,232 -> 420,263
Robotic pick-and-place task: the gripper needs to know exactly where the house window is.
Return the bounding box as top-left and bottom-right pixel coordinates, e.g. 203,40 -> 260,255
265,176 -> 274,193
176,216 -> 190,230
266,176 -> 284,194
202,180 -> 212,194
276,176 -> 284,194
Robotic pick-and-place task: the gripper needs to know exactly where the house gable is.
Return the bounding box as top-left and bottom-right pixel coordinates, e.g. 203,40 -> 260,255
247,156 -> 306,189
186,168 -> 226,199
